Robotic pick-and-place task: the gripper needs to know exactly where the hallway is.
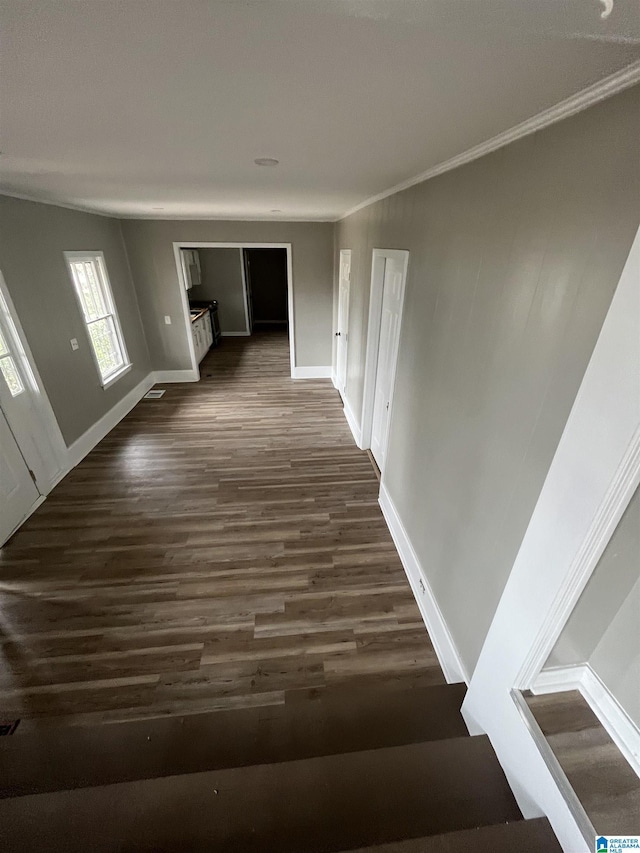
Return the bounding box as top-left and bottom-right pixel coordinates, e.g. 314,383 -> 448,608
0,331 -> 442,729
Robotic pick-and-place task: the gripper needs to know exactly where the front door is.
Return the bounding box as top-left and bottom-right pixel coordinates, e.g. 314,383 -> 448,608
336,250 -> 351,395
370,255 -> 406,470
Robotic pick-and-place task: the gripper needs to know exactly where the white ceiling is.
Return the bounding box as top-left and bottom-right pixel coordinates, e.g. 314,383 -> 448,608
1,0 -> 639,221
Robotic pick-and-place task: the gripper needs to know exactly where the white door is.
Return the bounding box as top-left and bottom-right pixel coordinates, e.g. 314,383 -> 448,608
336,250 -> 351,395
0,274 -> 66,493
0,407 -> 40,544
369,254 -> 407,470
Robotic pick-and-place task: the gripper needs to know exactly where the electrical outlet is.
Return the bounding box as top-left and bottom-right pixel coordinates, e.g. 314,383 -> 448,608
419,578 -> 426,594
70,338 -> 79,351
164,315 -> 172,325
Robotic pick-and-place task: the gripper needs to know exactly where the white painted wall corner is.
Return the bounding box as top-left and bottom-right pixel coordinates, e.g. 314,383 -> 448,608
378,483 -> 468,685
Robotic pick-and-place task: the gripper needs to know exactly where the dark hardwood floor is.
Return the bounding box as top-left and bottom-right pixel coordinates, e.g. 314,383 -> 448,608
0,331 -> 443,730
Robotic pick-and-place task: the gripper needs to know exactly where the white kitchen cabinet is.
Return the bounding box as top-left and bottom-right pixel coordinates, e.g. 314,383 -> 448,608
181,249 -> 202,290
191,310 -> 212,364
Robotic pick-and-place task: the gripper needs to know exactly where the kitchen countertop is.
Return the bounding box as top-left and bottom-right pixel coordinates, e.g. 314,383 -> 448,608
189,307 -> 210,324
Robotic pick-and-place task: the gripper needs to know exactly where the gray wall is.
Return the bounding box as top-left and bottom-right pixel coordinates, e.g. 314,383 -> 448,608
336,86 -> 640,676
0,196 -> 151,445
121,221 -> 334,370
591,578 -> 640,728
548,485 -> 639,668
196,248 -> 246,334
546,486 -> 640,726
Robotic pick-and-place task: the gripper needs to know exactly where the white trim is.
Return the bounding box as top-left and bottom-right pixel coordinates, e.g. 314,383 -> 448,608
0,191 -> 333,222
4,495 -> 47,545
379,482 -> 468,685
512,690 -> 594,850
461,226 -> 640,850
66,373 -> 154,469
361,249 -> 409,472
532,665 -> 586,695
101,362 -> 132,389
343,397 -> 363,448
239,247 -> 252,334
172,244 -> 205,377
152,369 -> 199,384
173,242 -> 295,378
291,365 -> 331,379
340,60 -> 640,220
221,331 -> 251,337
532,664 -> 640,779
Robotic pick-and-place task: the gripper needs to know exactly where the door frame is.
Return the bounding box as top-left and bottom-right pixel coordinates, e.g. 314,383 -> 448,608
360,248 -> 409,472
173,242 -> 295,378
0,270 -> 67,493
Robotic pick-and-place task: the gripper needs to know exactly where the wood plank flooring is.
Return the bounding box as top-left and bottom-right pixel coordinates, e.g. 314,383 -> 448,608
526,690 -> 640,835
0,332 -> 443,729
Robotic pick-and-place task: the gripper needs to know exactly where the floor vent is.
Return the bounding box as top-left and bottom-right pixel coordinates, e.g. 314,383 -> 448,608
144,390 -> 166,399
0,720 -> 20,736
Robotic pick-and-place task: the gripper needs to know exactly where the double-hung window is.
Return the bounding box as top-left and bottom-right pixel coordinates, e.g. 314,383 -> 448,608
65,252 -> 130,388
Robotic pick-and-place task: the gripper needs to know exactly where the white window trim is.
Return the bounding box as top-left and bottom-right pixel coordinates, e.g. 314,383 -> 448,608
64,251 -> 131,389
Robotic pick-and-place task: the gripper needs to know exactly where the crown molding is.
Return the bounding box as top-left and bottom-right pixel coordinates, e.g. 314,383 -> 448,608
339,59 -> 640,221
0,190 -> 335,223
0,189 -> 115,218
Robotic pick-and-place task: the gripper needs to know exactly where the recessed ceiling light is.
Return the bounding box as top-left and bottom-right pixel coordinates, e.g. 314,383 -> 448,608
254,157 -> 279,167
152,206 -> 164,210
271,209 -> 282,213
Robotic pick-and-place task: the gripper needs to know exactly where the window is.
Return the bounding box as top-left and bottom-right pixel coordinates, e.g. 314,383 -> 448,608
64,252 -> 130,387
0,324 -> 25,396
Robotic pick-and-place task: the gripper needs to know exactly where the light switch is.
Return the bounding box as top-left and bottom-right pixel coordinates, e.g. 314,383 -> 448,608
164,315 -> 172,325
70,338 -> 79,351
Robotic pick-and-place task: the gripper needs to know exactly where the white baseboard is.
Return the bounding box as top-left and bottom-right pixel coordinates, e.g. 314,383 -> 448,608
221,331 -> 251,337
378,483 -> 468,684
66,374 -> 155,469
332,371 -> 339,390
152,369 -> 199,383
291,366 -> 332,379
533,663 -> 640,778
343,397 -> 363,448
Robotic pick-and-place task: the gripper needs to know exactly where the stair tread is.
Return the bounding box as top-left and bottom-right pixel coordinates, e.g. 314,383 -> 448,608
0,682 -> 467,798
0,736 -> 523,853
339,817 -> 561,852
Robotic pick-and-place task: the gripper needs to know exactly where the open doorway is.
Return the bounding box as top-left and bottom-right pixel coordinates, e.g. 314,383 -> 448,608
243,248 -> 288,332
173,242 -> 295,378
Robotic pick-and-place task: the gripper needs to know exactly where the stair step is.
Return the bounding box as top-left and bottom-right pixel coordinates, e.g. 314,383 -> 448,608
339,817 -> 561,851
0,735 -> 522,853
0,682 -> 467,798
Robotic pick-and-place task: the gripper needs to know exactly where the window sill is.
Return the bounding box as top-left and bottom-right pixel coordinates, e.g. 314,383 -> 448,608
101,363 -> 132,390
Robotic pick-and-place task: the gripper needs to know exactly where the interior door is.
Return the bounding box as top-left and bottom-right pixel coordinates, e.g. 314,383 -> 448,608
370,256 -> 405,470
0,406 -> 40,544
242,250 -> 254,332
336,250 -> 351,395
0,279 -> 64,492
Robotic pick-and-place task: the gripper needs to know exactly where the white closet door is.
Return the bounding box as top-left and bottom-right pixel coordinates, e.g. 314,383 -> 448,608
370,256 -> 405,470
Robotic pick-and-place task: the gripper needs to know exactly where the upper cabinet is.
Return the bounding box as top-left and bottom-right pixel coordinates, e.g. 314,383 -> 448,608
180,249 -> 201,290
